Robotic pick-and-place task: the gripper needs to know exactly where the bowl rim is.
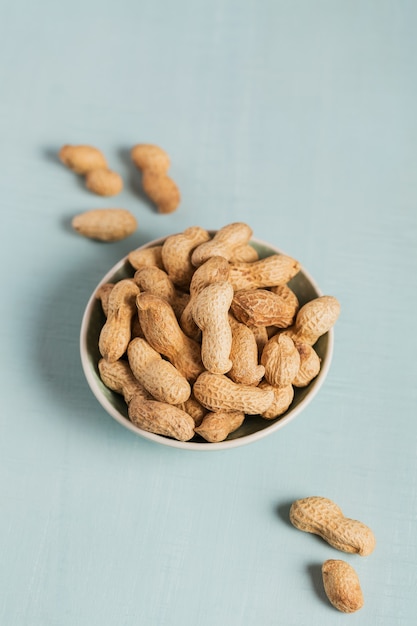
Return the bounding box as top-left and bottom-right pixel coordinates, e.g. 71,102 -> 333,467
80,234 -> 334,451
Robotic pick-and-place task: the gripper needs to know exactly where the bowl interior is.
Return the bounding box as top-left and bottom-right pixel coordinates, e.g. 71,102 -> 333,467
80,236 -> 333,450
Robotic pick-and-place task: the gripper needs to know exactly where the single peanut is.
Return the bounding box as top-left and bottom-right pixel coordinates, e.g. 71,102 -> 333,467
261,334 -> 300,387
72,208 -> 137,242
98,358 -> 152,404
128,245 -> 165,271
136,292 -> 204,382
193,372 -> 274,414
127,337 -> 191,405
95,283 -> 115,317
195,410 -> 245,443
180,256 -> 230,340
130,144 -> 170,173
289,496 -> 376,556
292,342 -> 321,387
128,395 -> 195,441
161,226 -> 210,289
59,144 -> 107,174
288,296 -> 341,345
228,255 -> 301,292
192,281 -> 234,374
258,382 -> 294,419
228,317 -> 265,385
142,170 -> 180,214
134,266 -> 189,319
191,222 -> 253,267
322,560 -> 364,613
231,289 -> 296,328
98,279 -> 139,362
230,244 -> 259,263
85,168 -> 123,196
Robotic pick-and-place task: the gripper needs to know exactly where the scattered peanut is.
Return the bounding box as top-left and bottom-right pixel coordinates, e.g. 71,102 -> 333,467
72,208 -> 137,242
85,167 -> 123,196
289,496 -> 376,556
322,560 -> 364,613
59,144 -> 107,174
130,144 -> 171,173
131,144 -> 180,213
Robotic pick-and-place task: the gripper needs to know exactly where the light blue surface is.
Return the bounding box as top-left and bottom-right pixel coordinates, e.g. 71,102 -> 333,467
1,1 -> 416,624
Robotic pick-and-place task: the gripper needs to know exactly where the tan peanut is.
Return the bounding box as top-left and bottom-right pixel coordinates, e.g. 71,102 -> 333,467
95,283 -> 115,317
289,296 -> 341,345
136,292 -> 204,382
191,222 -> 253,267
230,244 -> 259,263
59,144 -> 107,174
292,342 -> 321,387
128,245 -> 165,271
142,170 -> 180,214
228,254 -> 301,292
72,208 -> 137,242
127,337 -> 191,404
192,281 -> 234,374
176,394 -> 207,427
128,395 -> 195,441
180,256 -> 230,340
258,382 -> 294,419
162,227 -> 211,289
195,411 -> 245,443
231,289 -> 296,328
98,279 -> 139,361
85,168 -> 123,196
228,318 -> 265,385
261,334 -> 300,387
322,560 -> 364,613
270,284 -> 299,314
98,358 -> 152,404
193,372 -> 274,414
130,144 -> 171,173
289,496 -> 376,556
134,266 -> 189,319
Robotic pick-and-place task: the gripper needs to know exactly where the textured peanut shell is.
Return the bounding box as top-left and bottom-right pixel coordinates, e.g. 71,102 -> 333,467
127,338 -> 191,405
162,227 -> 210,289
228,255 -> 301,291
98,358 -> 151,404
192,281 -> 234,374
128,396 -> 195,441
176,395 -> 207,427
191,222 -> 253,267
230,244 -> 259,263
128,245 -> 165,271
72,208 -> 137,242
142,170 -> 180,214
193,372 -> 274,414
292,342 -> 321,387
95,283 -> 114,317
85,168 -> 123,196
292,296 -> 341,345
261,334 -> 300,387
98,279 -> 139,362
136,293 -> 204,382
195,411 -> 245,443
258,382 -> 294,419
59,144 -> 107,174
322,560 -> 364,613
231,289 -> 296,328
289,496 -> 376,556
130,144 -> 170,173
134,266 -> 189,318
228,321 -> 265,385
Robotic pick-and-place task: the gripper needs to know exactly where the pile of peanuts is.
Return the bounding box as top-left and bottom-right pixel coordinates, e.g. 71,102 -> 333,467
94,222 -> 340,443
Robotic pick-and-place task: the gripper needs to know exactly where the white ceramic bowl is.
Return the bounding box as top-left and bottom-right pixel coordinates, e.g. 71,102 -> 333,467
80,235 -> 334,450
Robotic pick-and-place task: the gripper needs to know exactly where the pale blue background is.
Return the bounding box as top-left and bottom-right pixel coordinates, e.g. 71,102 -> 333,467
1,1 -> 416,624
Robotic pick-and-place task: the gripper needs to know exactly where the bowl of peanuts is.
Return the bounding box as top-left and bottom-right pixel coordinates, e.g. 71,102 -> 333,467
80,222 -> 340,450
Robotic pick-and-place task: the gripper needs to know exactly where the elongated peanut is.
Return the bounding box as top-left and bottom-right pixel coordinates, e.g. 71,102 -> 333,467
292,342 -> 321,387
191,222 -> 253,267
98,279 -> 139,361
134,266 -> 189,319
162,227 -> 211,289
98,358 -> 152,404
127,337 -> 191,404
72,208 -> 137,242
128,395 -> 195,441
193,372 -> 274,414
85,168 -> 123,196
230,244 -> 259,263
270,284 -> 299,314
322,560 -> 364,613
59,144 -> 107,174
128,245 -> 165,271
289,496 -> 376,556
192,281 -> 234,374
195,411 -> 245,443
289,296 -> 341,345
228,255 -> 300,291
180,256 -> 230,339
95,283 -> 114,317
258,382 -> 294,419
228,320 -> 265,385
261,334 -> 300,387
136,293 -> 204,382
231,289 -> 296,328
130,144 -> 170,173
142,170 -> 180,214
